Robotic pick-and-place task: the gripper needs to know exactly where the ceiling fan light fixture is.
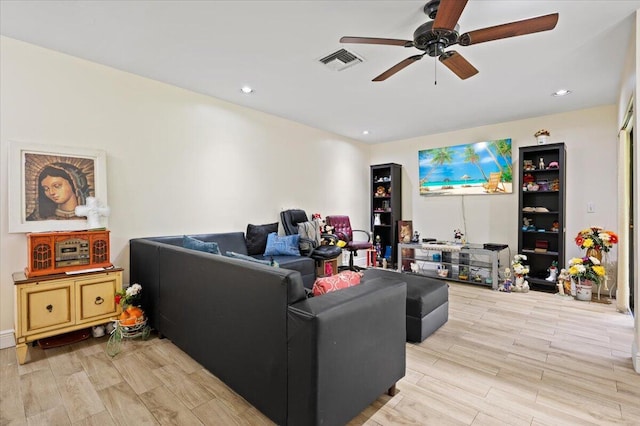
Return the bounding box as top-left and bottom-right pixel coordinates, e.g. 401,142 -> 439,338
240,86 -> 254,94
552,89 -> 571,97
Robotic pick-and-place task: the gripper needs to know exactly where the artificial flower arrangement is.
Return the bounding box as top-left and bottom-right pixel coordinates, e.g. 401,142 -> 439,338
575,226 -> 618,252
568,256 -> 606,285
511,254 -> 530,276
115,283 -> 145,326
534,129 -> 550,137
115,283 -> 142,308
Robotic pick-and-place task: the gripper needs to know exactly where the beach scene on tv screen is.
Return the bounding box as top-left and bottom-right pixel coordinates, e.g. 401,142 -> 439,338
419,139 -> 513,196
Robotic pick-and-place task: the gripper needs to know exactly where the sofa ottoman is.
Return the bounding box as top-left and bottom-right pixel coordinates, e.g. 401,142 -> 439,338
363,269 -> 448,342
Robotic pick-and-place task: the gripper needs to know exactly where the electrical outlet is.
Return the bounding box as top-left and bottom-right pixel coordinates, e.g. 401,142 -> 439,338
587,202 -> 595,213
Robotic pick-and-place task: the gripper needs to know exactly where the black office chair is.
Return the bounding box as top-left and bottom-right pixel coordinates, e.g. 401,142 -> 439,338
280,209 -> 342,260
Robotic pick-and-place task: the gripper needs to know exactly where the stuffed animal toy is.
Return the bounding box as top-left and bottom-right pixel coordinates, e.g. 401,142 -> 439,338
375,186 -> 387,197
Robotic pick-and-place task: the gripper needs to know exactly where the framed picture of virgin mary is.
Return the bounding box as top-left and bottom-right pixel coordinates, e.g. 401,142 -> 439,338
8,142 -> 107,233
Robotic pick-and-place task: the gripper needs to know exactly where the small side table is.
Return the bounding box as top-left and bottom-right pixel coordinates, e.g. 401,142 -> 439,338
316,258 -> 338,277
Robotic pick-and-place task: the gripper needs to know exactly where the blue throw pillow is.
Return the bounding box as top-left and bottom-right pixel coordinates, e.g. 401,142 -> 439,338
183,235 -> 220,255
264,232 -> 300,256
225,251 -> 279,267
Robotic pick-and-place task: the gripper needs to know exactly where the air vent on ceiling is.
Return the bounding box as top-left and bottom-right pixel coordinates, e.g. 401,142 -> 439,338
318,48 -> 363,71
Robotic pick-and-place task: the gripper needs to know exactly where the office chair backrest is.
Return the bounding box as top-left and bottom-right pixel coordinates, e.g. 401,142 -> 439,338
325,215 -> 353,242
280,209 -> 309,236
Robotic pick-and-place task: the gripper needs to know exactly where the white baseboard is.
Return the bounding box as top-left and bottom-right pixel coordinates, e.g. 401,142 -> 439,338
0,329 -> 16,349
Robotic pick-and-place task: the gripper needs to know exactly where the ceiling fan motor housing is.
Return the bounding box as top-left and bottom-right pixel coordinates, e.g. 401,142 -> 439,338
424,0 -> 440,20
413,21 -> 458,57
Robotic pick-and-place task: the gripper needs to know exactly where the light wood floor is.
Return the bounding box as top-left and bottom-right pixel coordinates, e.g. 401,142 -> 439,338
1,283 -> 638,425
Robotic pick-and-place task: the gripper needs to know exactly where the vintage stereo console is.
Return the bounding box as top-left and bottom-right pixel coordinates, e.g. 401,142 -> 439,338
25,230 -> 112,277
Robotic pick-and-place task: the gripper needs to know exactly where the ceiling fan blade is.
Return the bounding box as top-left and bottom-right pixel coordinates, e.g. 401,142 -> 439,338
433,0 -> 469,31
340,36 -> 413,48
439,51 -> 478,80
459,13 -> 559,46
373,54 -> 424,82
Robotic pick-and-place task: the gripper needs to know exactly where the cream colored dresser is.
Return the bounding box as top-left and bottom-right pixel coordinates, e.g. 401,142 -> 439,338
13,268 -> 123,364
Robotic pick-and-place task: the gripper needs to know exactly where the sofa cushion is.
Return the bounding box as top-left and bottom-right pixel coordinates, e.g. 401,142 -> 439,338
312,271 -> 363,296
183,235 -> 221,255
226,251 -> 278,267
246,223 -> 279,255
264,233 -> 300,256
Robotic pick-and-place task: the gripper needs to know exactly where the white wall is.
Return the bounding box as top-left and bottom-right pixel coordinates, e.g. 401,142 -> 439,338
0,37 -> 370,338
370,105 -> 619,265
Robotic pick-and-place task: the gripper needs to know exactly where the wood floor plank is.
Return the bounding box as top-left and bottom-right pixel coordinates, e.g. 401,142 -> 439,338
79,352 -> 124,391
71,409 -> 116,426
19,368 -> 63,418
97,381 -> 158,425
139,385 -> 204,425
152,363 -> 215,410
112,352 -> 162,395
55,371 -> 105,423
1,364 -> 26,424
25,405 -> 70,426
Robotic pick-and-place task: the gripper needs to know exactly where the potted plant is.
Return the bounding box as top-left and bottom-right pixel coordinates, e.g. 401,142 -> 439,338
568,256 -> 606,301
534,129 -> 550,144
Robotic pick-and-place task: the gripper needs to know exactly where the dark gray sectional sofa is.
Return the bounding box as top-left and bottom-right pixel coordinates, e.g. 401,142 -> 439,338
130,232 -> 408,426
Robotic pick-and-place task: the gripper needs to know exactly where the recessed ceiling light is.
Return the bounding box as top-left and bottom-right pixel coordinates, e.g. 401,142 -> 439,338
362,130 -> 370,135
552,89 -> 571,97
240,86 -> 254,94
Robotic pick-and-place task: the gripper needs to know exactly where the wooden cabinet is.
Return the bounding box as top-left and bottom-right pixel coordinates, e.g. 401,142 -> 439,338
371,163 -> 402,267
518,143 -> 566,289
13,269 -> 123,364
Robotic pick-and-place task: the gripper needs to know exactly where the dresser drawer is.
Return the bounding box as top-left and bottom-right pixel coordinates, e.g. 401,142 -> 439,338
21,283 -> 74,334
77,275 -> 120,322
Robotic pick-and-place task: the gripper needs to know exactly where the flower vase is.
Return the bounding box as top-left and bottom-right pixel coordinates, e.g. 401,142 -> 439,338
374,214 -> 381,226
536,135 -> 549,145
575,278 -> 593,301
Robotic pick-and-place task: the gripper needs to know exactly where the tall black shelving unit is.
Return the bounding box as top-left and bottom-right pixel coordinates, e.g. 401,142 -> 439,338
371,163 -> 402,267
518,143 -> 566,289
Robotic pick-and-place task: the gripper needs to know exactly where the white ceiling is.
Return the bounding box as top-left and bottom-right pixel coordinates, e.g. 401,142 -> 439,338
1,1 -> 639,144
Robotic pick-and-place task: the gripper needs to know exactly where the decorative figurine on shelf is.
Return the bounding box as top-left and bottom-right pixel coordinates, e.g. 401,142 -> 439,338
538,157 -> 545,170
499,267 -> 512,292
546,260 -> 559,282
374,213 -> 382,226
453,229 -> 464,243
411,231 -> 420,243
557,268 -> 572,296
551,220 -> 560,232
375,186 -> 386,197
548,161 -> 559,169
75,197 -> 110,229
410,262 -> 419,273
511,254 -> 530,293
458,266 -> 469,281
374,235 -> 383,260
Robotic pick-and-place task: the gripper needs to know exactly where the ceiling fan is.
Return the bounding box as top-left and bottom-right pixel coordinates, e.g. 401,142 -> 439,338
340,0 -> 558,82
